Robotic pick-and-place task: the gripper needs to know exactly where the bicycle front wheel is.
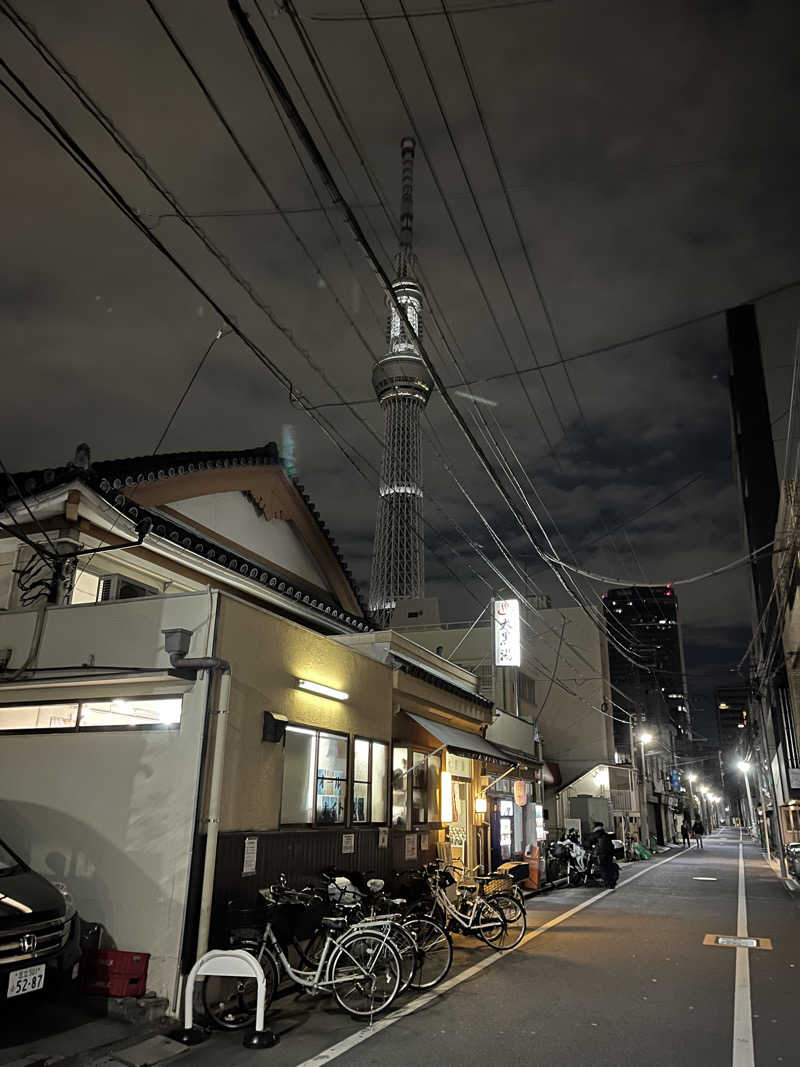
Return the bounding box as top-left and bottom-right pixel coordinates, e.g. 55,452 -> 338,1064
484,893 -> 527,950
201,942 -> 278,1030
402,916 -> 453,989
329,931 -> 401,1018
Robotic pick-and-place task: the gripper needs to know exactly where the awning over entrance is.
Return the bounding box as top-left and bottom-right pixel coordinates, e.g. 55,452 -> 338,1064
492,742 -> 541,776
406,712 -> 514,765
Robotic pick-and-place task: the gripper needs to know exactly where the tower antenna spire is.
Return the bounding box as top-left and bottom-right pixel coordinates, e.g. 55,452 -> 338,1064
397,137 -> 415,278
368,138 -> 433,628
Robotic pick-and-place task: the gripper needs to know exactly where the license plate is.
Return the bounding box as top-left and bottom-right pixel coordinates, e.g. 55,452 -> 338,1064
7,964 -> 46,998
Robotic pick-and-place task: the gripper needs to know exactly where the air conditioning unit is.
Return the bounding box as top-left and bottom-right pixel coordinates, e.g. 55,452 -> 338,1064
97,573 -> 159,603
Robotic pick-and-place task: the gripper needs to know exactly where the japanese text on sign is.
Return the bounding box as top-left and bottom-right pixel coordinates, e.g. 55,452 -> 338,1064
494,598 -> 520,667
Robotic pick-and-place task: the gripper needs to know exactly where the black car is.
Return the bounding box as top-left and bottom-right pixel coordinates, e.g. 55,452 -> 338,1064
0,835 -> 81,1002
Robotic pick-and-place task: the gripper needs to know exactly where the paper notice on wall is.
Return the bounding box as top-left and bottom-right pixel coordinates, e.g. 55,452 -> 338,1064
242,837 -> 258,877
420,832 -> 429,852
378,828 -> 389,848
342,833 -> 355,855
405,834 -> 418,861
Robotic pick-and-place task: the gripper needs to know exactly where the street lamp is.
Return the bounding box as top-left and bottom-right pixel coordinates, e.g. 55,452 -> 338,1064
639,731 -> 652,780
738,761 -> 758,841
685,772 -> 697,820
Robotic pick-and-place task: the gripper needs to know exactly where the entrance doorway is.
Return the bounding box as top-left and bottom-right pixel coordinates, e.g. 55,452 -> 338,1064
448,779 -> 472,868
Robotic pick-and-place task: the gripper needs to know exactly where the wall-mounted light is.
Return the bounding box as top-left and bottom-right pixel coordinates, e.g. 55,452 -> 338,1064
440,771 -> 453,823
474,796 -> 487,814
297,678 -> 349,702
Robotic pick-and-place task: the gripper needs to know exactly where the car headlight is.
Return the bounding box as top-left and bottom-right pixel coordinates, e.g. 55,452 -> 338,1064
53,881 -> 76,919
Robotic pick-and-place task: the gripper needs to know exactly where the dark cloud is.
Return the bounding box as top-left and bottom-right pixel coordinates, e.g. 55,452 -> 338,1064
3,0 -> 800,719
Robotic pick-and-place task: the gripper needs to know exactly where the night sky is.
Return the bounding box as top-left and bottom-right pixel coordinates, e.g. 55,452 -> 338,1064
4,0 -> 800,742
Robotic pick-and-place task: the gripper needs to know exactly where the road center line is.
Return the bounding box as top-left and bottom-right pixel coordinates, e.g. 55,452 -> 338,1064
295,848 -> 686,1067
732,839 -> 754,1067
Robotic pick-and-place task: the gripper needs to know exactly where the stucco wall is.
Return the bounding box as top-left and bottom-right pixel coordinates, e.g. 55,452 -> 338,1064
215,595 -> 393,833
171,492 -> 331,592
0,592 -> 214,1004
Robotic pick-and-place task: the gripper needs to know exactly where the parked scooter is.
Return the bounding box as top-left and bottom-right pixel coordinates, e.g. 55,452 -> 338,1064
785,842 -> 800,880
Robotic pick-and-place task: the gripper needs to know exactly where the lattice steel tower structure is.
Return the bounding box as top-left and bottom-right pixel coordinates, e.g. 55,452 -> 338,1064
369,138 -> 433,627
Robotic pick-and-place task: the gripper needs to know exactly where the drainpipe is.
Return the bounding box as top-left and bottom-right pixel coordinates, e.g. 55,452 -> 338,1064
163,629 -> 231,960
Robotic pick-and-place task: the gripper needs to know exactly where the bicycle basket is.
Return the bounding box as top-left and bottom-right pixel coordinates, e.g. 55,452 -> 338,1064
268,896 -> 326,948
226,897 -> 267,934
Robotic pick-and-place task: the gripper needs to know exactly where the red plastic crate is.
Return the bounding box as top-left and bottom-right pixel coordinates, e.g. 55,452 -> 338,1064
81,949 -> 150,998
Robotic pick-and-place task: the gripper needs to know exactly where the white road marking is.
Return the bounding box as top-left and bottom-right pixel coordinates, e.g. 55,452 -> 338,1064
294,848 -> 686,1067
732,840 -> 755,1067
694,877 -> 718,881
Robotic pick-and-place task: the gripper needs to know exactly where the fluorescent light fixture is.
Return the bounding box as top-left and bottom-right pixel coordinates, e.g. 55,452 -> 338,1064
440,771 -> 453,823
474,796 -> 487,814
494,598 -> 520,667
297,679 -> 349,702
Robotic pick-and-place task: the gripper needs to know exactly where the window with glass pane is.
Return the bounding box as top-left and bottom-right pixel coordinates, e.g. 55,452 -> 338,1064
316,732 -> 347,825
352,738 -> 370,823
78,697 -> 182,727
412,751 -> 427,824
0,703 -> 78,730
281,727 -> 317,825
392,746 -> 409,828
371,742 -> 387,824
0,696 -> 182,732
426,752 -> 441,823
352,739 -> 388,824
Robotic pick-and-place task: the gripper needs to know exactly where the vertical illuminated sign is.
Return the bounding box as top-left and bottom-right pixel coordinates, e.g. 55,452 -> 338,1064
494,598 -> 520,667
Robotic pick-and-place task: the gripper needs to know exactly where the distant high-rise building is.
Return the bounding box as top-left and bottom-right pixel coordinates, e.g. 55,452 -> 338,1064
369,139 -> 433,627
603,585 -> 691,755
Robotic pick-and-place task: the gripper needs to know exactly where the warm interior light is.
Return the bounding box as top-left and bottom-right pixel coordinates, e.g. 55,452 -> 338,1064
474,795 -> 487,814
297,679 -> 349,701
440,771 -> 453,823
719,702 -> 729,710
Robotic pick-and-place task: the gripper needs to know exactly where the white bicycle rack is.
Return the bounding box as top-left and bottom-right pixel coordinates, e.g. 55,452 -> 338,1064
173,948 -> 278,1050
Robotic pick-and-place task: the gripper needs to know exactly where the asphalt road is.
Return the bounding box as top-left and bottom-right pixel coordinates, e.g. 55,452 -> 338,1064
155,830 -> 800,1067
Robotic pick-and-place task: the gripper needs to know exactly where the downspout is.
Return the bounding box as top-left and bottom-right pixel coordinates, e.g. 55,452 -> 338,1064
164,630 -> 232,960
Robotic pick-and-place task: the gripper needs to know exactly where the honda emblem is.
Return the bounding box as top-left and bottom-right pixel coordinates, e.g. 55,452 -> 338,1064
19,933 -> 37,954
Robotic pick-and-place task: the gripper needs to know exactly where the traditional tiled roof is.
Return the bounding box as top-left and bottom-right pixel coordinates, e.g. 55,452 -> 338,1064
0,444 -> 371,632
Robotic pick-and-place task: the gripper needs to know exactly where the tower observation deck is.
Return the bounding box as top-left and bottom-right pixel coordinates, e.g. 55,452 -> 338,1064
368,138 -> 434,627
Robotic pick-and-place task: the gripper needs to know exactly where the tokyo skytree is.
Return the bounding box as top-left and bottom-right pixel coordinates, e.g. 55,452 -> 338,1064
369,138 -> 434,627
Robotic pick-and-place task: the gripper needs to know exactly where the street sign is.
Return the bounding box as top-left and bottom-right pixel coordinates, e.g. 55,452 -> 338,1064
494,599 -> 520,667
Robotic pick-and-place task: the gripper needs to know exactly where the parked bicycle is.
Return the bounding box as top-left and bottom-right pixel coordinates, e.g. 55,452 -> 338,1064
408,861 -> 527,950
201,882 -> 402,1028
317,869 -> 453,991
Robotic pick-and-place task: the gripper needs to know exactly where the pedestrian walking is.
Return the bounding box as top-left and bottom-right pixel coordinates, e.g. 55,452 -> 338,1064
589,821 -> 619,889
692,817 -> 705,850
681,821 -> 691,848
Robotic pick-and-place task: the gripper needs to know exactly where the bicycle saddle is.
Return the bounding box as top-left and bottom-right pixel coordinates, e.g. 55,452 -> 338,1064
366,878 -> 385,893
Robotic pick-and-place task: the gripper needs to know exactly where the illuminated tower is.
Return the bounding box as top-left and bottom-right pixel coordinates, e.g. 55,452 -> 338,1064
369,138 -> 433,627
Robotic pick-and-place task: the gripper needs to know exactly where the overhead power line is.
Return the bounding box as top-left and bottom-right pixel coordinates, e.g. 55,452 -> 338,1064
305,0 -> 554,20
549,539 -> 778,589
